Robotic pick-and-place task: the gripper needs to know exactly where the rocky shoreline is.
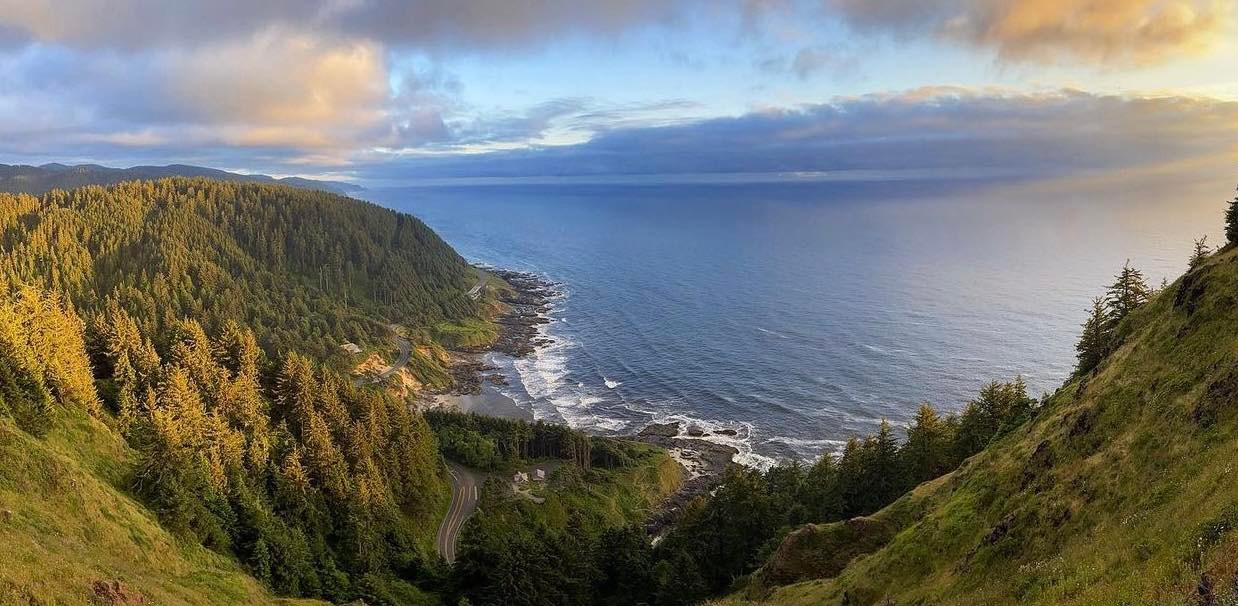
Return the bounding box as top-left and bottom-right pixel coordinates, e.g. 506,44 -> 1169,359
486,268 -> 558,357
632,422 -> 739,536
432,268 -> 559,397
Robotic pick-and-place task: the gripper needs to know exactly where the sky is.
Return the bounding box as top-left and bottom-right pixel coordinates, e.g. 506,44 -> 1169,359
1,0 -> 1237,186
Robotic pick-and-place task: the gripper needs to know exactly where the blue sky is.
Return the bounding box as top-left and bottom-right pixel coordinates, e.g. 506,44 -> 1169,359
0,0 -> 1236,185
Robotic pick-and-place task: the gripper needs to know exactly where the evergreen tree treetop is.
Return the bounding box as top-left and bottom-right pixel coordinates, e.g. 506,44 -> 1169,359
1189,235 -> 1212,271
1075,296 -> 1111,375
1105,260 -> 1150,323
1225,184 -> 1238,247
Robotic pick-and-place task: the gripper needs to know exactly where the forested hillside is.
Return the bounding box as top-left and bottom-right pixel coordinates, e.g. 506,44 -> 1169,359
0,178 -> 477,359
0,278 -> 449,604
0,178 -> 487,603
0,284 -> 316,604
0,178 -> 678,606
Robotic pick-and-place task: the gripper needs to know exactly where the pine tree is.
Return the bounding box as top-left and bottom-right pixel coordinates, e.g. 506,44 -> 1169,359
867,420 -> 902,510
1106,260 -> 1150,323
1075,296 -> 1111,375
1226,185 -> 1238,247
1190,235 -> 1212,271
902,403 -> 952,485
834,436 -> 864,511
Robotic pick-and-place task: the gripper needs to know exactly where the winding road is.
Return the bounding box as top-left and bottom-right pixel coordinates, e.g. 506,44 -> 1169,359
374,334 -> 410,381
352,326 -> 410,387
435,462 -> 480,563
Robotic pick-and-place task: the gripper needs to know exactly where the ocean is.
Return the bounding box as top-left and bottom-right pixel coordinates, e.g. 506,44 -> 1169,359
366,176 -> 1228,467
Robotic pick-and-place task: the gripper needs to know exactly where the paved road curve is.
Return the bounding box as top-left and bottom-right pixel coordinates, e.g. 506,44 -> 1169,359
435,462 -> 480,563
352,326 -> 410,387
375,334 -> 410,380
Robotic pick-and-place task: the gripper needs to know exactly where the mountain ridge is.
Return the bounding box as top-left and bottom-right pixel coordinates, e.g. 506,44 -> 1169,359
0,163 -> 362,196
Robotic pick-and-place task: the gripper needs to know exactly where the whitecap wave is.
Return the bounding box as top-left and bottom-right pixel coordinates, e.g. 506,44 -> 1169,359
642,411 -> 778,471
764,436 -> 846,460
604,377 -> 622,389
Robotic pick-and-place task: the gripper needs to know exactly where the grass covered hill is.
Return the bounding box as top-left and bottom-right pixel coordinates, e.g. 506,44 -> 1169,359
721,239 -> 1238,603
0,178 -> 478,360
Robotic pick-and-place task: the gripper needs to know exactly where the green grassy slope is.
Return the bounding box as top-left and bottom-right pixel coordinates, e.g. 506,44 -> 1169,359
0,408 -> 321,606
723,247 -> 1238,606
475,444 -> 684,532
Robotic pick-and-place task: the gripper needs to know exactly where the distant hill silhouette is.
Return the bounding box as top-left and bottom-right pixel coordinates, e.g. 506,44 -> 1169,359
0,162 -> 363,195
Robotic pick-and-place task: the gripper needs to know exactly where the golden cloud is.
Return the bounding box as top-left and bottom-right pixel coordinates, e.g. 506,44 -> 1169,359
165,30 -> 388,135
828,0 -> 1236,64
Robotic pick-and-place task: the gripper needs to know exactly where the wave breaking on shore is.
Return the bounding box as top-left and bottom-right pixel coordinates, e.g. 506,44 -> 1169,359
482,267 -> 784,471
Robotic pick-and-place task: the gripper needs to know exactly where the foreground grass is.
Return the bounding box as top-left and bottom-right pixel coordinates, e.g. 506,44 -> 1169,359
0,409 -> 324,606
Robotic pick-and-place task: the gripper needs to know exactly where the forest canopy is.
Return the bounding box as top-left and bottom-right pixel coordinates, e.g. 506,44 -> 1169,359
0,178 -> 478,359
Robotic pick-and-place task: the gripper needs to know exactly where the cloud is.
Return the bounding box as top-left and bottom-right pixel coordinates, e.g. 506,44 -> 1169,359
0,0 -> 722,169
0,1 -> 1234,177
822,0 -> 1236,64
350,88 -> 1238,183
0,0 -> 711,52
0,29 -> 420,164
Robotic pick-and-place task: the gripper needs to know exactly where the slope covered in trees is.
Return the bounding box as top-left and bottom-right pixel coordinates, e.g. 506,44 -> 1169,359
0,284 -> 323,605
446,439 -> 683,606
0,179 -> 483,603
0,178 -> 680,605
716,194 -> 1238,605
0,273 -> 450,603
0,178 -> 478,361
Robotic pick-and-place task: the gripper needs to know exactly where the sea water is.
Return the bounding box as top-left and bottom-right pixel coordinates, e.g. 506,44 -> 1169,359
367,177 -> 1228,467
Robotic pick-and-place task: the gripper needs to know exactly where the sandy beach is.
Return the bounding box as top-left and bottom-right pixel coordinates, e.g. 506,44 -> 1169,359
434,381 -> 533,421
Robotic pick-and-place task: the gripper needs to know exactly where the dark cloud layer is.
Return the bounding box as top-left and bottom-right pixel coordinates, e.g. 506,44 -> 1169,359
352,89 -> 1238,184
0,0 -> 709,52
3,0 -> 1229,60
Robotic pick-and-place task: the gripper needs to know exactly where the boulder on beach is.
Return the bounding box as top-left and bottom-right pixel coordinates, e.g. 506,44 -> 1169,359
638,422 -> 681,438
686,424 -> 706,437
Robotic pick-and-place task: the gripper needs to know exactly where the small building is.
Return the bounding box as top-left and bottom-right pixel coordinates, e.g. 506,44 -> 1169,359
533,469 -> 546,482
513,471 -> 529,484
340,342 -> 362,355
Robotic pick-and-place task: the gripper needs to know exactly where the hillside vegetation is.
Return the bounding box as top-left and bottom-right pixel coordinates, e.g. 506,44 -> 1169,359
0,284 -> 321,605
0,278 -> 450,603
0,178 -> 681,606
719,215 -> 1238,604
0,178 -> 477,362
449,439 -> 683,606
0,179 -> 481,604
